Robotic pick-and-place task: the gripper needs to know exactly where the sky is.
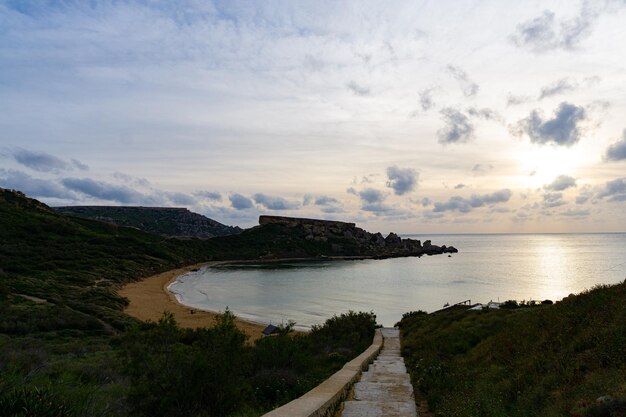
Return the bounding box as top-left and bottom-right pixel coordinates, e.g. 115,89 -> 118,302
1,0 -> 625,234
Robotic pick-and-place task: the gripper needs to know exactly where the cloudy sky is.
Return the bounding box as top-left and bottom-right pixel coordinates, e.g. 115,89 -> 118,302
1,0 -> 625,233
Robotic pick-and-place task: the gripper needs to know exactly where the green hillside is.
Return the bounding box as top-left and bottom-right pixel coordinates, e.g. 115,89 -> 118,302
54,206 -> 242,238
398,284 -> 626,417
0,188 -> 377,417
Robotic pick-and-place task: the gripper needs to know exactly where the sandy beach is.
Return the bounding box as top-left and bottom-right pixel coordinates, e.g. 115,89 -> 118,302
118,262 -> 266,342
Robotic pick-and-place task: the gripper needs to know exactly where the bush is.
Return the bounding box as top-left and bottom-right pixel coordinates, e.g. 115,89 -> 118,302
121,310 -> 250,417
310,311 -> 376,355
0,386 -> 73,417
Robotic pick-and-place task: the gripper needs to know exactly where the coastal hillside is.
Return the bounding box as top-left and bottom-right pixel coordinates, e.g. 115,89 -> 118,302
398,283 -> 626,417
54,205 -> 242,238
0,187 -> 456,332
0,188 -> 379,416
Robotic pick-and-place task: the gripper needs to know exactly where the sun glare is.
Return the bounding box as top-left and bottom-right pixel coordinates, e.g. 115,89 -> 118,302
517,146 -> 585,189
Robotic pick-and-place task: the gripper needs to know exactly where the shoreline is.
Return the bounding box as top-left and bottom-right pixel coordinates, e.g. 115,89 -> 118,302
118,261 -> 268,342
118,254 -> 442,339
118,256 -> 378,340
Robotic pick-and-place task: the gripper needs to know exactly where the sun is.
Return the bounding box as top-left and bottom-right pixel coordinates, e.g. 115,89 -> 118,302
517,146 -> 585,189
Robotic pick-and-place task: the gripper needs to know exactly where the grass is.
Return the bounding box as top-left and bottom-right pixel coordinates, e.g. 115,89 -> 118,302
398,284 -> 626,417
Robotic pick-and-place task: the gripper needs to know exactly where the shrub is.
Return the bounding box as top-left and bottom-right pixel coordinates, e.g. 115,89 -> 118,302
121,310 -> 250,417
0,386 -> 73,417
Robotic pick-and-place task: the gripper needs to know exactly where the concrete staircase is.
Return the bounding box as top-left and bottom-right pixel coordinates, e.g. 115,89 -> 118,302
340,328 -> 417,417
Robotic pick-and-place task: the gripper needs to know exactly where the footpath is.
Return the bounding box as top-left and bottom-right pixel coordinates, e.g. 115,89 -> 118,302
340,328 -> 418,417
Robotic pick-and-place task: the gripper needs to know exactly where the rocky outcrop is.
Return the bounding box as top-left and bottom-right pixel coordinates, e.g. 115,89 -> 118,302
256,216 -> 458,259
54,206 -> 242,238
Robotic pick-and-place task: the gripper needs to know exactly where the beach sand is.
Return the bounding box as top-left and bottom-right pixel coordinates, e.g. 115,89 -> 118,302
118,262 -> 266,342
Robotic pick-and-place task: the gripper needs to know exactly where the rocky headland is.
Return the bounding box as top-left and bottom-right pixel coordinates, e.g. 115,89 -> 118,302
256,215 -> 457,259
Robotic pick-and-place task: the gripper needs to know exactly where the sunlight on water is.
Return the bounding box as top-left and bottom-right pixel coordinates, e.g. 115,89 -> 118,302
168,234 -> 626,328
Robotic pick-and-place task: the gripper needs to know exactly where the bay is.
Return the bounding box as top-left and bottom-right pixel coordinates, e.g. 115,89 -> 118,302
168,233 -> 626,328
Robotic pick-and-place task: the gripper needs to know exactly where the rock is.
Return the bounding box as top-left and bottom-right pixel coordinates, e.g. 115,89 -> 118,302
597,395 -> 614,404
385,232 -> 402,245
254,216 -> 458,259
371,233 -> 386,246
331,243 -> 343,253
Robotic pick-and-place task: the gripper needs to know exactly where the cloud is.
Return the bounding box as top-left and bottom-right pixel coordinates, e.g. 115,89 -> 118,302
320,206 -> 345,214
433,189 -> 512,213
511,11 -> 558,51
544,175 -> 577,191
597,177 -> 626,201
358,188 -> 386,204
314,195 -> 339,205
506,93 -> 531,106
560,208 -> 590,217
446,65 -> 479,97
539,78 -> 578,99
513,102 -> 586,146
420,197 -> 432,207
165,192 -> 197,206
346,80 -> 370,96
472,164 -> 493,174
0,169 -> 75,199
252,193 -> 298,210
419,88 -> 435,111
71,159 -> 89,171
194,191 -> 222,201
543,192 -> 566,208
438,108 -> 474,145
466,107 -> 502,121
62,177 -> 147,204
12,149 -> 70,173
575,195 -> 590,204
510,4 -> 600,52
604,129 -> 626,161
112,172 -> 151,187
491,207 -> 511,213
361,202 -> 392,213
454,184 -> 467,189
608,194 -> 626,203
229,193 -> 254,210
386,166 -> 417,195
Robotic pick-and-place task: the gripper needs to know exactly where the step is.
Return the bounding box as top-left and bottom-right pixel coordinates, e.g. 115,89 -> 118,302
360,372 -> 412,384
353,381 -> 414,402
342,400 -> 417,417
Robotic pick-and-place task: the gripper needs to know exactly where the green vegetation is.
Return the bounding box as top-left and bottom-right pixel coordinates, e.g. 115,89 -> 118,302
0,188 -> 376,416
54,206 -> 241,238
399,284 -> 626,417
121,310 -> 375,416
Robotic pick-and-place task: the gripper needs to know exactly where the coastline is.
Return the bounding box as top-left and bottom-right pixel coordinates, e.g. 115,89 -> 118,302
118,261 -> 267,342
118,256 -> 378,340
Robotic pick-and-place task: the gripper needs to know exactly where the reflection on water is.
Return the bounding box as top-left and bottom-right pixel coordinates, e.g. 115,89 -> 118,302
168,234 -> 626,328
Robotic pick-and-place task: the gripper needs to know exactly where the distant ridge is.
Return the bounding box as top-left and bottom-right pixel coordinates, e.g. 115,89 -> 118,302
54,205 -> 242,238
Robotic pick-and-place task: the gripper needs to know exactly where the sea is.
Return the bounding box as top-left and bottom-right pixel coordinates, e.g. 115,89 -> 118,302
168,233 -> 626,329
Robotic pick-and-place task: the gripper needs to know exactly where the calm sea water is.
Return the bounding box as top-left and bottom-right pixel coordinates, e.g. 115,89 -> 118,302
168,233 -> 626,328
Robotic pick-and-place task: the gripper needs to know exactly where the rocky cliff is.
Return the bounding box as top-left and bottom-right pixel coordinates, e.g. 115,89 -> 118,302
255,215 -> 457,258
54,206 -> 242,238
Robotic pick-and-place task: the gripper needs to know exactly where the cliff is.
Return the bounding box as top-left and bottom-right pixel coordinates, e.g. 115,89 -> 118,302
253,215 -> 457,258
54,206 -> 242,238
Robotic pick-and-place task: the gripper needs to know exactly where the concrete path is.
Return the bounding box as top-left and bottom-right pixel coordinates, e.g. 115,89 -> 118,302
340,328 -> 417,417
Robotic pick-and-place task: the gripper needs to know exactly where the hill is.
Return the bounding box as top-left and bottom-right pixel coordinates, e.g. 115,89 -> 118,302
398,284 -> 626,417
54,205 -> 242,238
0,188 -> 379,416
